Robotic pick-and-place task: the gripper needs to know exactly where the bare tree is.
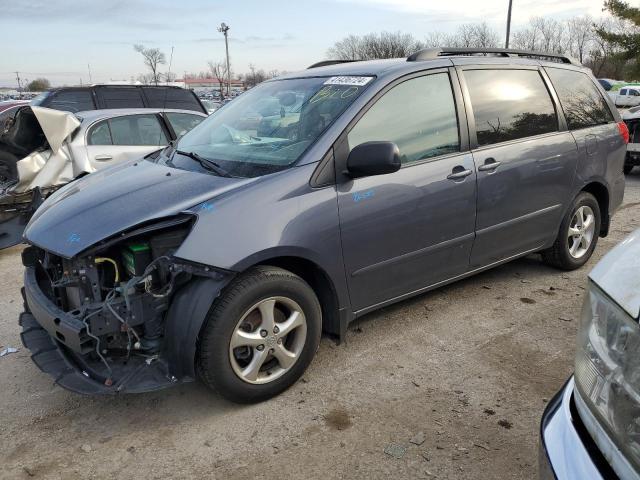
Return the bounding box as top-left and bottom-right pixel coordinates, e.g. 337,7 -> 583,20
208,60 -> 227,97
423,31 -> 452,48
567,16 -> 595,63
244,64 -> 267,88
136,73 -> 154,85
327,31 -> 424,60
133,44 -> 166,86
449,22 -> 500,48
511,17 -> 566,53
587,17 -> 629,78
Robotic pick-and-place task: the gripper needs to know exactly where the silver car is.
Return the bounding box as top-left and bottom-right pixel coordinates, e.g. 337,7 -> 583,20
0,107 -> 206,248
540,229 -> 640,479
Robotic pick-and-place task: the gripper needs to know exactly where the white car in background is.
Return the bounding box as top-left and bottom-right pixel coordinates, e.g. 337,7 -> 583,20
610,86 -> 640,108
0,106 -> 206,249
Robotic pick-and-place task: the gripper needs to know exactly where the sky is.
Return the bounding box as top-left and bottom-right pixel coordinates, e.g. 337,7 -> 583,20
0,0 -> 608,87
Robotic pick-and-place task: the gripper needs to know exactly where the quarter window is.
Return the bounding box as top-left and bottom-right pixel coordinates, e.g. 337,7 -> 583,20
88,120 -> 112,145
165,113 -> 204,138
464,69 -> 558,146
348,73 -> 459,165
546,68 -> 614,130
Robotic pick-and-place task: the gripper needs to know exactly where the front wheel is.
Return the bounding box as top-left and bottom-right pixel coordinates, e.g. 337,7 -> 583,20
197,266 -> 321,403
542,192 -> 601,270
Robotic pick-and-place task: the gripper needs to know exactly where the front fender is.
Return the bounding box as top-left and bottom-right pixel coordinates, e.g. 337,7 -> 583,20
164,274 -> 234,380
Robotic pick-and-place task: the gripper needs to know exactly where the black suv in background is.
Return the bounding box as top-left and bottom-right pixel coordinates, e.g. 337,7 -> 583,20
30,85 -> 207,114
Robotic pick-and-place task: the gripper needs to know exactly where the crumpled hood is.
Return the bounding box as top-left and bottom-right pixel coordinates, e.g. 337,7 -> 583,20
24,159 -> 256,258
30,106 -> 80,154
589,229 -> 640,319
1,106 -> 83,193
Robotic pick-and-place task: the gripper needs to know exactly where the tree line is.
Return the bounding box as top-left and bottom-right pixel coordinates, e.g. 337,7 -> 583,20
327,1 -> 640,80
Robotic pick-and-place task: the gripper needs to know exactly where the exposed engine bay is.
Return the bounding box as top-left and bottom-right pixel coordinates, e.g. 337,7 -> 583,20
20,217 -> 225,393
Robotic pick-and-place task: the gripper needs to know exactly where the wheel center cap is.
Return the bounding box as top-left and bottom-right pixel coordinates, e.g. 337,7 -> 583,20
265,335 -> 277,349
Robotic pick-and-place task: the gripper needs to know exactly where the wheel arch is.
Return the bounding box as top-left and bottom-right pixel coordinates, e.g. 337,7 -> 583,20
581,181 -> 610,236
252,255 -> 343,339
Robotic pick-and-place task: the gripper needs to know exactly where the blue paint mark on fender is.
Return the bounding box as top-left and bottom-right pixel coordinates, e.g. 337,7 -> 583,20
352,189 -> 375,203
199,202 -> 215,212
67,233 -> 81,244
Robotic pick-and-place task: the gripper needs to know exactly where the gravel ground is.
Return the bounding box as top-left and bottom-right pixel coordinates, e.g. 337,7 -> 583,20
1,174 -> 639,480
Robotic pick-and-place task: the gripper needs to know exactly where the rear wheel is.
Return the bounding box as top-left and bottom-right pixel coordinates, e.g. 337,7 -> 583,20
542,192 -> 600,270
197,266 -> 321,403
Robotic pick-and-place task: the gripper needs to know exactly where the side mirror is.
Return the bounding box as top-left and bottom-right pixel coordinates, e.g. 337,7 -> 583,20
346,141 -> 401,178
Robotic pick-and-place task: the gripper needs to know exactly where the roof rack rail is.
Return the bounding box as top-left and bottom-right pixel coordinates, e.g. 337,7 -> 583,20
407,47 -> 581,66
307,60 -> 359,69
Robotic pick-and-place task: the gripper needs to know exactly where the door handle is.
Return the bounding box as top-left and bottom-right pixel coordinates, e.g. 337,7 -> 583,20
447,167 -> 473,180
94,154 -> 113,161
478,158 -> 501,172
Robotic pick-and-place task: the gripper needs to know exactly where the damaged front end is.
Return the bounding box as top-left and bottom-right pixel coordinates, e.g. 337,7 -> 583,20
20,215 -> 231,394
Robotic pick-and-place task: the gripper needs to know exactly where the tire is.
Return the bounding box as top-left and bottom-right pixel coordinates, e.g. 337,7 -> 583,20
624,164 -> 634,175
542,192 -> 601,270
197,265 -> 321,403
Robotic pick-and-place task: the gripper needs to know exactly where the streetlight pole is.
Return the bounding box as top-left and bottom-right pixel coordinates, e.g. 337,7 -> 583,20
218,22 -> 231,97
505,0 -> 513,48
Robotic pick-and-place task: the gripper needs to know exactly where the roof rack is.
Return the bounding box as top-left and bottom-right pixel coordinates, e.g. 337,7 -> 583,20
407,48 -> 581,66
307,60 -> 359,69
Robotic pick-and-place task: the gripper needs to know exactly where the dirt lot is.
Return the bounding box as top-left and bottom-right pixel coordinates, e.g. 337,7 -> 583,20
1,174 -> 639,480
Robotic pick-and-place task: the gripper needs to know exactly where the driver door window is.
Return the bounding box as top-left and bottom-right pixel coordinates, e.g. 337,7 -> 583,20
347,73 -> 459,165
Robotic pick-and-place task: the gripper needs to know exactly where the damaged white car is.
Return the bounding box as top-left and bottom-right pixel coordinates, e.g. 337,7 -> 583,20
0,107 -> 206,249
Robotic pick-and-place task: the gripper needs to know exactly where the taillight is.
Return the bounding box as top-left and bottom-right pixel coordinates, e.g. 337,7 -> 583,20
618,121 -> 630,144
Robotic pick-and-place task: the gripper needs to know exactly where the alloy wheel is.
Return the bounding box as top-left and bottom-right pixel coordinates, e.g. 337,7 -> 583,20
567,205 -> 596,259
229,296 -> 307,384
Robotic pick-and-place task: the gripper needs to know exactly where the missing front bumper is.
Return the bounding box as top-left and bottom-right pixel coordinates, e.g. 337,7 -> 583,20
20,267 -> 186,395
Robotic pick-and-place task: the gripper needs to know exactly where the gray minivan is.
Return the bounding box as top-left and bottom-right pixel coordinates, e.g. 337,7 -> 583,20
19,48 -> 627,402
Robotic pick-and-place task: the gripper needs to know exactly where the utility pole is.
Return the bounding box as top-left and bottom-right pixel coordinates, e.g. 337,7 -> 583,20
505,0 -> 513,48
167,46 -> 174,85
15,71 -> 22,98
218,22 -> 231,97
88,63 -> 93,84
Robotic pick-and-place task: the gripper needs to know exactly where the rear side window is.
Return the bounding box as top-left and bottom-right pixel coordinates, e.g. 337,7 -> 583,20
348,73 -> 459,165
164,113 -> 204,138
46,90 -> 95,113
143,88 -> 204,112
97,87 -> 145,108
546,68 -> 614,130
88,114 -> 168,146
464,69 -> 558,146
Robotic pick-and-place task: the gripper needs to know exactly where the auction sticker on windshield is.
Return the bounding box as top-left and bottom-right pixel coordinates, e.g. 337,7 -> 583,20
324,76 -> 374,86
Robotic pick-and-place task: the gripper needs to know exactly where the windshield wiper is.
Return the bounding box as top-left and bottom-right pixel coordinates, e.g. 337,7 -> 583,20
174,150 -> 232,178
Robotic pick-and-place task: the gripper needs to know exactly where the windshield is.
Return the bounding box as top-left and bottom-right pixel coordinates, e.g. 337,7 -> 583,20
160,76 -> 373,178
